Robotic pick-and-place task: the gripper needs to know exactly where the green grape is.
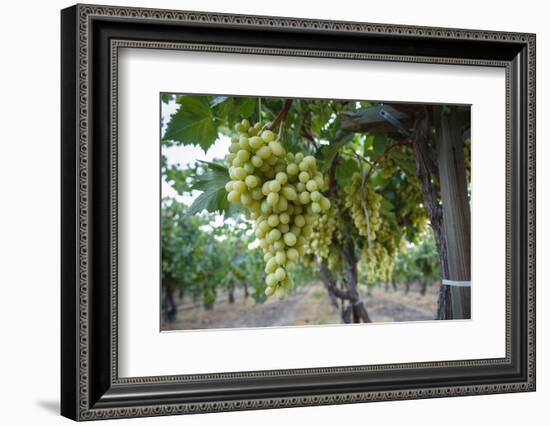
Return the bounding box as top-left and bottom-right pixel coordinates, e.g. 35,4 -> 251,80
227,190 -> 240,203
310,191 -> 321,202
275,250 -> 286,265
251,187 -> 263,200
320,196 -> 331,211
249,136 -> 264,150
245,175 -> 259,189
268,228 -> 282,242
275,286 -> 286,300
231,167 -> 246,181
266,192 -> 279,206
243,162 -> 255,175
290,225 -> 301,237
277,224 -> 289,235
298,192 -> 310,204
261,130 -> 274,143
273,240 -> 285,251
239,137 -> 251,151
281,185 -> 297,201
226,153 -> 237,166
279,212 -> 290,224
256,146 -> 272,159
283,232 -> 296,246
287,163 -> 299,176
265,285 -> 276,297
265,273 -> 277,287
268,141 -> 285,157
267,214 -> 280,227
269,180 -> 281,193
237,150 -> 250,162
298,171 -> 310,183
287,248 -> 299,262
251,155 -> 263,168
232,180 -> 246,193
274,267 -> 286,281
275,172 -> 288,185
276,197 -> 288,212
241,119 -> 251,131
294,214 -> 305,227
240,192 -> 252,206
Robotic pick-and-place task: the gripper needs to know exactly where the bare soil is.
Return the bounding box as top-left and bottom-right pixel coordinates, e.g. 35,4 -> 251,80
161,282 -> 439,331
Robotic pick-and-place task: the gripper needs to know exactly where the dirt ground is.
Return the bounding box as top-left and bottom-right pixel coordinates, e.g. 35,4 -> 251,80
161,282 -> 440,331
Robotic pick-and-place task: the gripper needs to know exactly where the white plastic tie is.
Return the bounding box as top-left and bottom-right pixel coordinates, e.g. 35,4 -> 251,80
442,280 -> 471,287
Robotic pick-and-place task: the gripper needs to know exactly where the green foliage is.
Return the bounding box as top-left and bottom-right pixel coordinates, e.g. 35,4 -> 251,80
335,157 -> 359,187
186,161 -> 233,216
393,232 -> 440,285
317,133 -> 353,170
208,96 -> 259,126
163,96 -> 218,151
161,199 -> 212,297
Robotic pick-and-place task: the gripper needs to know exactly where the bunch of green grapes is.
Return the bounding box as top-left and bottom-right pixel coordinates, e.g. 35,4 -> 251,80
305,201 -> 338,260
327,248 -> 342,272
378,158 -> 398,179
362,220 -> 399,283
344,172 -> 382,240
411,208 -> 428,234
225,119 -> 331,300
398,183 -> 428,242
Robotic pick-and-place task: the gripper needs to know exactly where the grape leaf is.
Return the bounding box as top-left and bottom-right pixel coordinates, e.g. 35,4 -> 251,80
372,134 -> 388,156
318,133 -> 353,171
190,161 -> 229,191
380,198 -> 395,212
230,98 -> 256,122
335,157 -> 359,187
389,148 -> 416,175
187,162 -> 240,217
363,134 -> 374,157
212,97 -> 257,124
161,93 -> 174,103
163,96 -> 218,152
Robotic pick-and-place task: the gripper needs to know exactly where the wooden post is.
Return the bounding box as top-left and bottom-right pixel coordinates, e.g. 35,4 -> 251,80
436,107 -> 471,319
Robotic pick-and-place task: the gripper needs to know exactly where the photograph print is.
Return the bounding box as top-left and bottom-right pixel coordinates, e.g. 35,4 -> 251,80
160,94 -> 471,331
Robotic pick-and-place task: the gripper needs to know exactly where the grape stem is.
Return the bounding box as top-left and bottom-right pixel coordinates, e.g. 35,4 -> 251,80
300,110 -> 319,149
341,151 -> 372,166
268,99 -> 293,131
359,170 -> 373,252
258,97 -> 262,123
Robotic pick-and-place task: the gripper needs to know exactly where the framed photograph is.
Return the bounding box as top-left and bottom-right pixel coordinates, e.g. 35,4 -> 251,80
61,4 -> 536,421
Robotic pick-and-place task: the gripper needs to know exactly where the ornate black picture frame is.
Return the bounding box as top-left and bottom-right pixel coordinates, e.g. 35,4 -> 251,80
61,4 -> 536,421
